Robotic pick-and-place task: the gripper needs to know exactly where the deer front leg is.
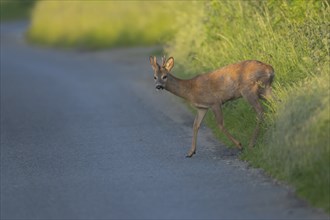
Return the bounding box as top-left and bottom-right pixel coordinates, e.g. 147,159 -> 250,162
187,108 -> 208,158
211,105 -> 242,149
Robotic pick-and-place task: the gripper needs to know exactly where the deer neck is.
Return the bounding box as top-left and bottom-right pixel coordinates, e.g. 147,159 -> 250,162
165,74 -> 193,101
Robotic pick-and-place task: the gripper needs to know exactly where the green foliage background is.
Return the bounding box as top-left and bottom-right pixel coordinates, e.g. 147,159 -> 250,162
27,1 -> 190,49
24,0 -> 330,212
0,0 -> 35,21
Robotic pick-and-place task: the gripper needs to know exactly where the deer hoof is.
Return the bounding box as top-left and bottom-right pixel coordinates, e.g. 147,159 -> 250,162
186,151 -> 196,158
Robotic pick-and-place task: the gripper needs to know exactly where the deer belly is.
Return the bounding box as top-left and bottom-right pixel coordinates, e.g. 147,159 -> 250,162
192,93 -> 220,108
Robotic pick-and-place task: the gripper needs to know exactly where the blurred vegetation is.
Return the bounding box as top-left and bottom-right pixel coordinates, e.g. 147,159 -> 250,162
27,0 -> 330,212
27,1 -> 190,49
0,0 -> 35,21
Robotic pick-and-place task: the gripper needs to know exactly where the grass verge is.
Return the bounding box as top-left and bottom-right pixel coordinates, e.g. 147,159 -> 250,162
165,0 -> 329,212
243,71 -> 329,211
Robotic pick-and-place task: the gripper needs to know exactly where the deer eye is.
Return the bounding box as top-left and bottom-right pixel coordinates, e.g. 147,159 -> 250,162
154,76 -> 157,80
162,75 -> 167,80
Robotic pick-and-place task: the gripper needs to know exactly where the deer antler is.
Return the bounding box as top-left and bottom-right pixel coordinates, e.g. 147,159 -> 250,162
161,55 -> 166,67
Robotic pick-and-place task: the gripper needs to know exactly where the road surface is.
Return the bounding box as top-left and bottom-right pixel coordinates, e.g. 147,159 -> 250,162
1,22 -> 328,219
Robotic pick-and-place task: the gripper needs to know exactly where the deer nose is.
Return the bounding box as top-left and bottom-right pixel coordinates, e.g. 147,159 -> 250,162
155,85 -> 164,90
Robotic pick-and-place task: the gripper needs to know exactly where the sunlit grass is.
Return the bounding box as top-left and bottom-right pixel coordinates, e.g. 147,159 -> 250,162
27,1 -> 187,49
241,70 -> 330,211
166,0 -> 330,212
255,72 -> 330,211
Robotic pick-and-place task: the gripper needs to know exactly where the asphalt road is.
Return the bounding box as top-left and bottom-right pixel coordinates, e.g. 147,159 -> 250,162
1,22 -> 328,220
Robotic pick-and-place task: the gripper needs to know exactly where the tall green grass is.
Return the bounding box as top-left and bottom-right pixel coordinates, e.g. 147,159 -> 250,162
27,1 -> 188,49
253,70 -> 330,211
166,0 -> 330,212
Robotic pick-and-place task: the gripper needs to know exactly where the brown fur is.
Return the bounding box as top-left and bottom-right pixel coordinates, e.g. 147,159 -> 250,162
149,56 -> 274,157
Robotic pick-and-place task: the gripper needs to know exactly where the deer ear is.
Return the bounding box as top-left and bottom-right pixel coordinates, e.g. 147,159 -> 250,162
165,57 -> 174,72
149,56 -> 159,71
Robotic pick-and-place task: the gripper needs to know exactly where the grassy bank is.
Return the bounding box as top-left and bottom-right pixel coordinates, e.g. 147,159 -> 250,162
247,71 -> 329,211
27,0 -> 330,212
0,0 -> 35,21
165,0 -> 329,212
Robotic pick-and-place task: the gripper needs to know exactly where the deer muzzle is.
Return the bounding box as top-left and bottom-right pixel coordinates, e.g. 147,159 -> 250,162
155,84 -> 164,90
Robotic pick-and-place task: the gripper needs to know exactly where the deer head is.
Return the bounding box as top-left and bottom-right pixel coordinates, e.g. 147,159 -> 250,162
149,56 -> 174,90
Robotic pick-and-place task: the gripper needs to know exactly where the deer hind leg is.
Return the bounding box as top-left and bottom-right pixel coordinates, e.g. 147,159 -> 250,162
187,108 -> 208,158
243,91 -> 264,148
211,105 -> 242,149
260,85 -> 273,101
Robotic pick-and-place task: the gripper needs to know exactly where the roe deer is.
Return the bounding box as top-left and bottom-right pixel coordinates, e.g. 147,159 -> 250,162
149,56 -> 274,157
